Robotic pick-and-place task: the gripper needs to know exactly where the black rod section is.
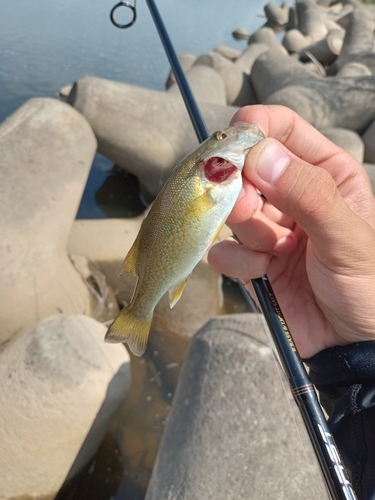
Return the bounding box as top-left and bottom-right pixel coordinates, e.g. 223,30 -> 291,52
145,0 -> 209,143
253,276 -> 357,500
114,2 -> 357,498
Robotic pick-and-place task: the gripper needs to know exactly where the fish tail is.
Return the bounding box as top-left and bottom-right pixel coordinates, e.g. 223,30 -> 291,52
105,307 -> 152,356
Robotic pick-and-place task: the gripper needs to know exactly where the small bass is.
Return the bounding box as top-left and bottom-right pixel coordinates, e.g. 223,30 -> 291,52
105,122 -> 264,355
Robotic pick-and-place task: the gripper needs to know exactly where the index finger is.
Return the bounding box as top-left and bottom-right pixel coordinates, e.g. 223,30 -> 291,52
231,104 -> 344,169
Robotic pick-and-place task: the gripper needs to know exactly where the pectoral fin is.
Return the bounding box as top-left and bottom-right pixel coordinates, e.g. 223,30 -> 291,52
189,189 -> 216,218
169,276 -> 190,308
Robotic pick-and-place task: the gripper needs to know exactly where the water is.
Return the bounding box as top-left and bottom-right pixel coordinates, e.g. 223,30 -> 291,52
0,0 -> 272,218
0,0 -> 269,125
1,1 -> 277,498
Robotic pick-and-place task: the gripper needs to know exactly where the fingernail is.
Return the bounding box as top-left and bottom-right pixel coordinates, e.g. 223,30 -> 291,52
256,141 -> 290,183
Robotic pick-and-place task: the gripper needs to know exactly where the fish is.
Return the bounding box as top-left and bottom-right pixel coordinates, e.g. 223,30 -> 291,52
105,122 -> 264,355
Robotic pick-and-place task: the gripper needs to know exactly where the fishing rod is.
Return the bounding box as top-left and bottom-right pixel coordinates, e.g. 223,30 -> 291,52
109,2 -> 357,499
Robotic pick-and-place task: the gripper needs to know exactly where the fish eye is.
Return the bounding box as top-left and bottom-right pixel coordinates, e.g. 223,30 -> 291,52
215,130 -> 228,141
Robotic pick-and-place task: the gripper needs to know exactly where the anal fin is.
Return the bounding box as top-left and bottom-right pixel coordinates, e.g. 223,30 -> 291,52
122,234 -> 141,276
169,276 -> 190,309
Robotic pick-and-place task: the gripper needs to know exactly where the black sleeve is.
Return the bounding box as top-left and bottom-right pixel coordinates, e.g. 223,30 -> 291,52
304,341 -> 375,500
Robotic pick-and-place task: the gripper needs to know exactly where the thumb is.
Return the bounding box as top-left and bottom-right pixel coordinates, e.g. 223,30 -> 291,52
245,138 -> 365,264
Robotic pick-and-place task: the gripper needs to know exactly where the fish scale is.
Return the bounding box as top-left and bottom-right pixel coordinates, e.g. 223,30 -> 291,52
105,122 -> 264,355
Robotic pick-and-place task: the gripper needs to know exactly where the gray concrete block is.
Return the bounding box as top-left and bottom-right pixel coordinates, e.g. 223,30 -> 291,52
146,314 -> 328,500
234,43 -> 270,74
168,65 -> 227,106
166,54 -> 196,88
232,27 -> 250,42
251,50 -> 316,102
300,29 -> 344,66
213,45 -> 242,61
282,28 -> 311,53
248,27 -> 288,55
0,98 -> 98,346
363,163 -> 375,194
362,119 -> 375,163
264,76 -> 375,133
320,127 -> 364,163
0,314 -> 130,499
296,0 -> 329,42
193,52 -> 257,106
331,6 -> 375,74
67,77 -> 240,198
336,62 -> 372,78
264,2 -> 290,28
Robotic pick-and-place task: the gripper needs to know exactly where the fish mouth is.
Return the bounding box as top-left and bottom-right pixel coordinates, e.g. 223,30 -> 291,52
202,155 -> 239,183
201,123 -> 265,183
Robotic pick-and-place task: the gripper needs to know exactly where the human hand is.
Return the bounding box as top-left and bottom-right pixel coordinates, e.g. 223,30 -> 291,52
208,105 -> 375,359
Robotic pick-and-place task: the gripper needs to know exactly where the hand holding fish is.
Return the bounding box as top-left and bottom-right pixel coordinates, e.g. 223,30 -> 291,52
208,104 -> 375,359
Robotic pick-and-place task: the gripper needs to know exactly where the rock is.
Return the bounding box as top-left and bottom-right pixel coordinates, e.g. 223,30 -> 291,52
296,0 -> 329,42
286,3 -> 298,30
0,98 -> 98,347
145,314 -> 328,500
67,217 -> 144,311
329,3 -> 354,30
331,5 -> 375,74
264,76 -> 375,133
59,84 -> 73,101
248,27 -> 288,55
168,64 -> 227,106
320,128 -> 364,163
69,254 -> 120,323
68,217 -> 145,264
232,27 -> 250,41
165,53 -> 196,89
0,314 -> 131,500
303,58 -> 326,77
251,50 -> 317,102
67,217 -> 227,342
282,28 -> 311,53
363,163 -> 375,194
300,29 -> 344,66
193,52 -> 257,106
336,61 -> 372,78
234,43 -> 270,74
67,77 -> 240,198
213,45 -> 242,61
264,1 -> 290,28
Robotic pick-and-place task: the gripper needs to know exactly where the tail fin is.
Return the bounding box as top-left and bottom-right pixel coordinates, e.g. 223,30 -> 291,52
105,307 -> 152,356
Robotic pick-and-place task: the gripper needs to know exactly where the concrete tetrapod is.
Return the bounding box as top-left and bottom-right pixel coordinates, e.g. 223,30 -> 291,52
264,76 -> 375,133
145,314 -> 328,500
0,98 -> 98,347
67,77 -> 240,198
295,0 -> 329,42
67,217 -> 226,344
0,314 -> 131,500
250,50 -> 375,132
320,128 -> 364,163
167,64 -> 227,106
193,51 -> 257,106
251,49 -> 320,103
331,5 -> 375,74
